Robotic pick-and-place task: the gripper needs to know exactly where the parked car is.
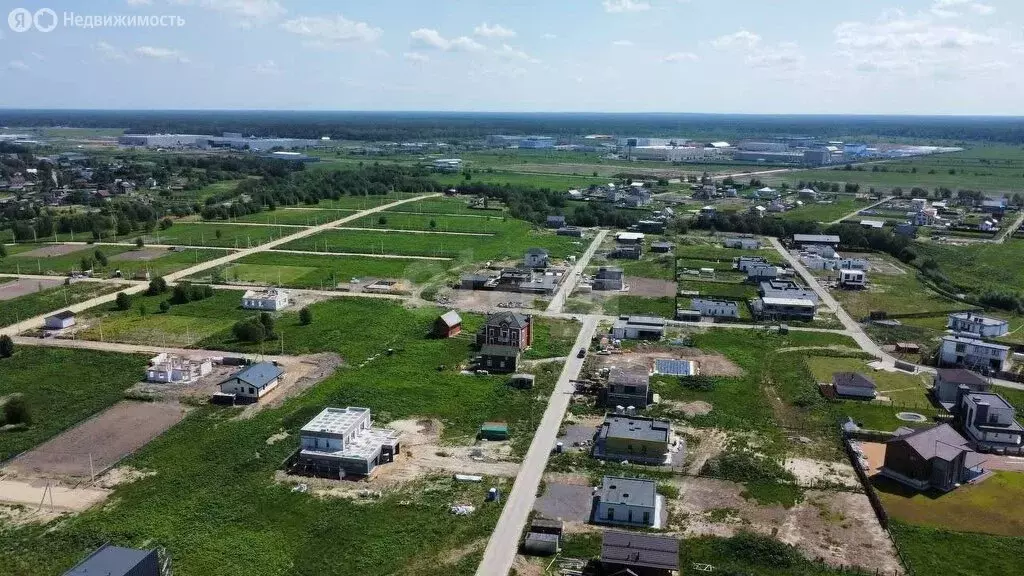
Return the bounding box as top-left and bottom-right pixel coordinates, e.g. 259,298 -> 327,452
577,348 -> 586,358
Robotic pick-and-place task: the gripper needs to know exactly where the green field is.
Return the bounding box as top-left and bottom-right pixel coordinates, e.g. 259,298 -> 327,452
612,254 -> 676,280
198,252 -> 444,287
434,170 -> 607,190
136,224 -> 289,248
0,347 -> 147,460
602,295 -> 676,317
313,192 -> 426,210
805,356 -> 932,404
916,238 -> 1024,297
522,317 -> 580,360
0,299 -> 558,576
831,265 -> 962,320
0,245 -> 232,278
282,225 -> 582,262
776,196 -> 863,223
387,198 -> 488,215
0,281 -> 124,328
348,212 -> 511,234
220,209 -> 353,226
678,278 -> 757,299
890,522 -> 1024,576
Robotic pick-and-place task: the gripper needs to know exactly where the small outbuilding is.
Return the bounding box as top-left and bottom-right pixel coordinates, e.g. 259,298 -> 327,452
44,310 -> 76,330
478,422 -> 509,441
63,544 -> 160,576
434,310 -> 463,338
831,372 -> 877,400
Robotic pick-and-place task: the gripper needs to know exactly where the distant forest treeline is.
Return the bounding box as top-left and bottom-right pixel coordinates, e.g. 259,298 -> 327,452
5,110 -> 1024,143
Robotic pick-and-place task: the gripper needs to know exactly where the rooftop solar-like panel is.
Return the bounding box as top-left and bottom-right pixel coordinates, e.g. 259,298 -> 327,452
653,359 -> 694,376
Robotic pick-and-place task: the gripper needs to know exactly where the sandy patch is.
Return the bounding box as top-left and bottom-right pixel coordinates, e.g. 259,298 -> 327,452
0,277 -> 64,301
109,247 -> 169,262
266,431 -> 289,445
624,276 -> 677,298
95,466 -> 156,489
784,457 -> 861,489
0,477 -> 110,512
679,426 -> 728,475
16,244 -> 88,258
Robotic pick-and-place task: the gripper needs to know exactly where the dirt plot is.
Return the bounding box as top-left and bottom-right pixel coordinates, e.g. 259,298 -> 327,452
593,347 -> 744,378
16,244 -> 88,258
0,277 -> 64,300
108,247 -> 169,262
668,477 -> 902,574
447,288 -> 542,313
625,276 -> 676,297
4,401 -> 188,479
0,477 -> 110,514
844,252 -> 907,275
534,482 -> 594,523
785,457 -> 860,489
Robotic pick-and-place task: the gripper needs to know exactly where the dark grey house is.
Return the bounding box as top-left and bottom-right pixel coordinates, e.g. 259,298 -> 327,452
593,267 -> 625,291
934,368 -> 990,407
832,372 -> 877,400
546,215 -> 566,228
600,531 -> 679,576
606,367 -> 651,409
63,544 -> 160,576
881,424 -> 986,492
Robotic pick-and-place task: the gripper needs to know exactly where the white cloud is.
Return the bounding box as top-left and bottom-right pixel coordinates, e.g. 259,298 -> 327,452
474,22 -> 516,38
834,17 -> 995,51
170,0 -> 286,26
30,52 -> 44,61
498,44 -> 540,63
94,41 -> 130,62
541,33 -> 557,40
663,51 -> 698,62
281,15 -> 383,46
125,0 -> 152,5
135,46 -> 190,63
746,42 -> 804,69
410,28 -> 484,52
612,40 -> 634,46
403,51 -> 429,63
253,59 -> 279,74
930,0 -> 995,18
8,60 -> 30,71
603,0 -> 651,13
711,30 -> 761,50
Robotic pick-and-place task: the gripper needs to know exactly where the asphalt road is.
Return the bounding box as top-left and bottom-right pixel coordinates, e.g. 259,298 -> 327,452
475,315 -> 599,576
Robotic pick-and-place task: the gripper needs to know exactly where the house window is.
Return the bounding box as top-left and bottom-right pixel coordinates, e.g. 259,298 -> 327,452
628,509 -> 633,522
643,511 -> 650,524
955,343 -> 966,353
607,507 -> 615,520
249,387 -> 255,394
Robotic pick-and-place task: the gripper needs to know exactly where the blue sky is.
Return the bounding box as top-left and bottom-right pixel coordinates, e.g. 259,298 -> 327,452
0,0 -> 1021,113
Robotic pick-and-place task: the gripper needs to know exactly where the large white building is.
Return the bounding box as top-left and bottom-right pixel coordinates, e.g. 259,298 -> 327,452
947,312 -> 1009,339
293,407 -> 402,477
146,353 -> 212,384
242,288 -> 291,311
939,335 -> 1010,374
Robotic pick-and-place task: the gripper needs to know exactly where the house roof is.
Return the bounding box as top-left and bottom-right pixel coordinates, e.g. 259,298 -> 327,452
937,368 -> 988,387
793,234 -> 841,244
887,424 -> 973,462
600,531 -> 679,571
47,310 -> 75,320
438,310 -> 462,328
601,414 -> 671,443
949,312 -> 1007,327
479,344 -> 521,357
63,544 -> 155,576
485,311 -> 531,329
546,215 -> 566,222
651,241 -> 674,248
226,362 -> 283,390
608,367 -> 650,387
832,372 -> 876,390
596,475 -> 657,508
761,297 -> 816,308
941,335 -> 1010,351
525,247 -> 549,256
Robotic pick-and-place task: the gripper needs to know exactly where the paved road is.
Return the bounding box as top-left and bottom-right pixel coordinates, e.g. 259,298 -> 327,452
828,196 -> 894,225
0,194 -> 439,338
476,315 -> 599,576
546,230 -> 609,314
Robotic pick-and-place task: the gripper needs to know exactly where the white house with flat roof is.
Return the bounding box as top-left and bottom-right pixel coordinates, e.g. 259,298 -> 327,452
242,288 -> 290,311
839,269 -> 866,288
947,312 -> 1009,339
592,476 -> 663,528
691,298 -> 739,319
955,391 -> 1023,453
293,407 -> 401,477
939,336 -> 1010,374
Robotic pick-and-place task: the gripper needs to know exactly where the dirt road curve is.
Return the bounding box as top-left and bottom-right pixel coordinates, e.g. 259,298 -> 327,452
0,194 -> 439,338
546,229 -> 608,314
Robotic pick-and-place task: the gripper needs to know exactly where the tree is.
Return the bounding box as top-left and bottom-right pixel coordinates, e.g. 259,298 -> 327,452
299,306 -> 313,325
259,312 -> 276,338
159,300 -> 171,313
215,229 -> 223,240
0,334 -> 14,358
159,217 -> 174,230
172,282 -> 193,304
232,318 -> 266,343
94,249 -> 108,267
138,303 -> 148,316
147,276 -> 168,295
115,291 -> 132,311
378,215 -> 388,226
135,237 -> 145,248
2,395 -> 30,426
0,243 -> 6,258
80,257 -> 93,271
428,218 -> 437,230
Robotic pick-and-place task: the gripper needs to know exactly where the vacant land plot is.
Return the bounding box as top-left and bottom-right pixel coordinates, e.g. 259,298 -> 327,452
625,276 -> 677,297
890,521 -> 1024,576
348,212 -> 510,233
874,472 -> 1024,537
225,209 -> 349,226
0,245 -> 231,278
200,251 -> 444,287
0,277 -> 64,300
678,278 -> 757,299
806,356 -> 932,404
108,247 -> 174,261
138,223 -> 287,248
0,281 -> 124,329
5,401 -> 188,479
17,244 -> 88,258
602,295 -> 675,317
314,193 -> 425,210
0,347 -> 148,461
777,197 -> 863,223
916,238 -> 1024,298
831,265 -> 961,320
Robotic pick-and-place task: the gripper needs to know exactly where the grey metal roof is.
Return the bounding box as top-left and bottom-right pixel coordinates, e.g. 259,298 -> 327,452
63,544 -> 157,576
48,310 -> 75,320
617,315 -> 666,327
793,234 -> 841,244
601,414 -> 671,443
963,392 -> 1019,414
888,423 -> 972,462
941,335 -> 1010,351
438,310 -> 462,328
485,311 -> 531,329
936,368 -> 988,387
608,367 -> 650,387
600,531 -> 679,571
596,475 -> 657,508
226,362 -> 283,390
525,247 -> 549,255
653,359 -> 694,376
832,372 -> 876,390
479,344 -> 520,357
949,312 -> 1008,327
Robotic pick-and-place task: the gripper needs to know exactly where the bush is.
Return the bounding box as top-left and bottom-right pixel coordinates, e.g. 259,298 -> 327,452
94,249 -> 108,267
0,243 -> 6,258
259,312 -> 276,338
0,334 -> 13,358
171,281 -> 214,304
159,217 -> 174,230
233,318 -> 267,343
2,394 -> 31,426
135,237 -> 145,248
147,276 -> 168,296
299,306 -> 313,325
159,300 -> 171,313
115,291 -> 132,311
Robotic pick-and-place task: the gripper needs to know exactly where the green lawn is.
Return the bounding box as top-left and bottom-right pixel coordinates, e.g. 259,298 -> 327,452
522,317 -> 580,360
805,356 -> 932,404
0,281 -> 124,328
831,267 -> 962,320
678,278 -> 757,299
0,300 -> 558,576
776,196 -> 863,223
916,238 -> 1024,298
221,264 -> 319,285
603,295 -> 676,317
837,401 -> 939,431
220,209 -> 352,226
615,254 -> 676,280
0,245 -> 231,278
137,224 -> 289,248
890,521 -> 1024,576
875,472 -> 1024,537
348,212 -> 511,234
197,252 -> 444,287
312,192 -> 426,210
0,347 -> 147,460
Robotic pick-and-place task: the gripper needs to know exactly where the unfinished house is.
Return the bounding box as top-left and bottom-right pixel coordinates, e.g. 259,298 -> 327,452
599,531 -> 679,576
591,475 -> 662,528
606,367 -> 651,409
593,267 -> 625,291
145,353 -> 212,384
947,312 -> 1010,339
611,315 -> 665,340
291,407 -> 401,478
241,288 -> 290,311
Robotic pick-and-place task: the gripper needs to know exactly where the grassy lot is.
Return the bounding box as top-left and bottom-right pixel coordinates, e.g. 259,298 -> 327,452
387,198 -> 487,215
776,196 -> 864,223
678,278 -> 757,299
805,356 -> 932,404
603,295 -> 676,317
0,281 -> 124,328
915,238 -> 1024,298
673,243 -> 779,263
890,521 -> 1024,576
875,472 -> 1024,537
614,254 -> 676,280
831,268 -> 962,320
522,317 -> 580,360
136,224 -> 290,248
312,192 -> 426,210
348,212 -> 511,234
0,299 -> 556,576
201,252 -> 444,286
221,209 -> 352,226
282,225 -> 582,262
0,347 -> 147,460
838,401 -> 940,431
